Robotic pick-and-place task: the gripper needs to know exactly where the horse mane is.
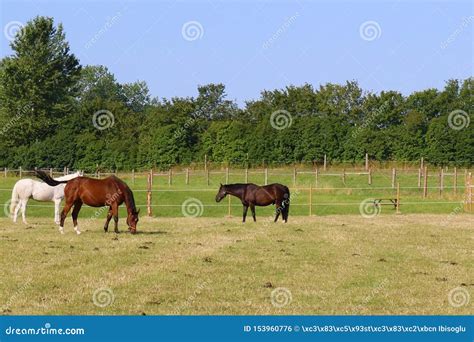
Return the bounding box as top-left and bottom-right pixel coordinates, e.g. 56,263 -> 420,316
225,183 -> 255,190
114,176 -> 137,214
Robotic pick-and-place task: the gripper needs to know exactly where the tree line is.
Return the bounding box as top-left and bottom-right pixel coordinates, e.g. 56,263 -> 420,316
0,17 -> 472,171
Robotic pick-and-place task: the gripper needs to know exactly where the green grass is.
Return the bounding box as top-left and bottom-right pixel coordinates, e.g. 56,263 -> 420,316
0,215 -> 472,315
1,167 -> 470,219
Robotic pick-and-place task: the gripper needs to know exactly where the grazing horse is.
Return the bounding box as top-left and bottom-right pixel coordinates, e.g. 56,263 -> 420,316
215,183 -> 290,223
10,171 -> 83,224
34,170 -> 139,235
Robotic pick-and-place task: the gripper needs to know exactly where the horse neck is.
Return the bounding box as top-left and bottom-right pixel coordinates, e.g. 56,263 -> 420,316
225,184 -> 245,199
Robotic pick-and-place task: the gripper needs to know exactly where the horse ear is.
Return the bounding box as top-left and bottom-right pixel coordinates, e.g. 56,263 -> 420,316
220,183 -> 223,187
136,208 -> 141,215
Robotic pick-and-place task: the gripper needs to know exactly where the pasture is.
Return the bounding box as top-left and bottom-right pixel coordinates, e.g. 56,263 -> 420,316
0,167 -> 472,315
0,215 -> 472,315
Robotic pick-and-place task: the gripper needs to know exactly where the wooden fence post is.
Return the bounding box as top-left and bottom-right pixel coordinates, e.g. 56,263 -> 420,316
391,168 -> 396,188
50,168 -> 53,177
315,166 -> 319,187
63,166 -> 66,175
368,168 -> 372,185
420,157 -> 424,171
150,169 -> 153,186
225,167 -> 229,184
206,168 -> 210,186
245,168 -> 248,183
365,153 -> 369,171
323,154 -> 327,171
19,166 -> 22,178
453,167 -> 457,194
309,184 -> 313,216
264,168 -> 268,185
418,168 -> 422,188
186,168 -> 189,185
423,166 -> 428,199
465,172 -> 472,213
168,169 -> 172,186
4,167 -> 7,178
204,154 -> 207,173
342,168 -> 346,185
293,167 -> 296,187
396,182 -> 401,214
147,172 -> 152,217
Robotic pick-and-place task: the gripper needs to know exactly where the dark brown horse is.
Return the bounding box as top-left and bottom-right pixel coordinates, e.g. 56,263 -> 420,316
215,183 -> 290,223
35,170 -> 139,234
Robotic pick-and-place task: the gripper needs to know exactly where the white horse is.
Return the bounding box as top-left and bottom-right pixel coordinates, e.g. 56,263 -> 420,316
10,171 -> 83,224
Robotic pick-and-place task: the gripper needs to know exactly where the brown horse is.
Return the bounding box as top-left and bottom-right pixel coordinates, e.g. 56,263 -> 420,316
215,183 -> 290,223
35,170 -> 139,234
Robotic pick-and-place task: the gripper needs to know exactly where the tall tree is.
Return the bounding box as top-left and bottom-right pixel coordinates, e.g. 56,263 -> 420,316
0,16 -> 81,147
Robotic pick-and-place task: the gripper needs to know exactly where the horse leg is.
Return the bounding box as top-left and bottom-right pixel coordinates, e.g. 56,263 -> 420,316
250,204 -> 256,222
20,199 -> 28,224
283,202 -> 289,223
13,200 -> 21,223
274,201 -> 282,222
71,201 -> 83,235
104,207 -> 113,232
242,205 -> 248,223
111,203 -> 119,233
59,201 -> 74,234
54,198 -> 61,225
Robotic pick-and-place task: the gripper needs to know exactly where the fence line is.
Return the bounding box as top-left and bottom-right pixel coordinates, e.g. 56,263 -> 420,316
2,167 -> 472,216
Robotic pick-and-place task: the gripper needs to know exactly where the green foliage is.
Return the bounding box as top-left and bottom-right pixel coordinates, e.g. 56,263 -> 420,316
0,16 -> 472,170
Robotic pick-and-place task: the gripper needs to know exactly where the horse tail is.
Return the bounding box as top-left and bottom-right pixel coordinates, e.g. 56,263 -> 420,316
10,184 -> 19,216
34,170 -> 69,186
283,186 -> 290,221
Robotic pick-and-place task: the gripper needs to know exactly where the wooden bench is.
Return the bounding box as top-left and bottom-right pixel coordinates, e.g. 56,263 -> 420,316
373,198 -> 398,209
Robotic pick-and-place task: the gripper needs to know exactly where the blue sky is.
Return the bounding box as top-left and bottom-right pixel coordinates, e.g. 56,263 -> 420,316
1,0 -> 472,106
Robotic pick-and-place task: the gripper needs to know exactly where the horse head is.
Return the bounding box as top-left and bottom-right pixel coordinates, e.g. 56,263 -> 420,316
215,183 -> 227,202
127,208 -> 140,234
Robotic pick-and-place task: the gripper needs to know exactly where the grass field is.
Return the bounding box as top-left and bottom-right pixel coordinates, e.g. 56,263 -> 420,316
0,214 -> 472,315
